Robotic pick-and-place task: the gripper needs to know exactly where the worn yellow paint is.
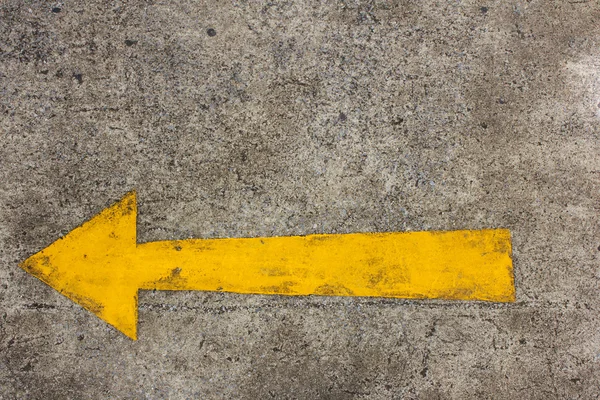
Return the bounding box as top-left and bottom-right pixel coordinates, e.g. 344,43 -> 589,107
20,191 -> 514,339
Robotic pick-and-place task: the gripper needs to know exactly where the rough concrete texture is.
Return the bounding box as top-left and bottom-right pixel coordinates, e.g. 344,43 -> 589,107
1,0 -> 599,398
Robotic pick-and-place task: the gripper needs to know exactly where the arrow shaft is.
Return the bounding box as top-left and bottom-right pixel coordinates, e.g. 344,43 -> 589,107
136,229 -> 514,301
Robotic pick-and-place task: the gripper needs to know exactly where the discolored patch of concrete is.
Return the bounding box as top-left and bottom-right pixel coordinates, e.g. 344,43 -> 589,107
1,0 -> 599,398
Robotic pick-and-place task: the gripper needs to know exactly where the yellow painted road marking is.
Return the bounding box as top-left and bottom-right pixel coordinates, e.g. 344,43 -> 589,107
20,192 -> 514,339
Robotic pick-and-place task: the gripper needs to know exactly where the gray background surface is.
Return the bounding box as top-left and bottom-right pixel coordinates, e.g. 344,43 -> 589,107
1,0 -> 599,398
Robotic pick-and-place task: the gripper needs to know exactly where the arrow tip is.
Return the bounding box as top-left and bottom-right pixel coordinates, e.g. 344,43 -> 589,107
20,191 -> 139,340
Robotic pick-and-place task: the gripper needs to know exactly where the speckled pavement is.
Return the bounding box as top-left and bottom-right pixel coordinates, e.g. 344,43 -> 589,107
1,1 -> 599,398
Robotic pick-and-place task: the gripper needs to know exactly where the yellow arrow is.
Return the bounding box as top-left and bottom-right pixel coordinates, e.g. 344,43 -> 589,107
20,191 -> 514,339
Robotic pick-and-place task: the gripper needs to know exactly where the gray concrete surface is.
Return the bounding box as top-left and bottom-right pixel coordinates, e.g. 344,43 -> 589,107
1,0 -> 599,398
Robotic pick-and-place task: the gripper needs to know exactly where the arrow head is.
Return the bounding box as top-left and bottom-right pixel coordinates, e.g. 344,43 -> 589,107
20,191 -> 140,339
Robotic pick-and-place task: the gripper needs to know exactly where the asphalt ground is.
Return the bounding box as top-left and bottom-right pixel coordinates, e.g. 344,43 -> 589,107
1,0 -> 599,398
